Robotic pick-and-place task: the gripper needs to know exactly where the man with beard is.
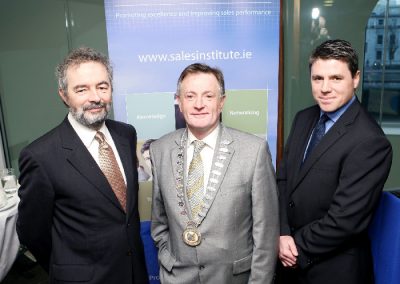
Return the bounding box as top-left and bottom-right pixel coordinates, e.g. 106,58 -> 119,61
17,47 -> 148,284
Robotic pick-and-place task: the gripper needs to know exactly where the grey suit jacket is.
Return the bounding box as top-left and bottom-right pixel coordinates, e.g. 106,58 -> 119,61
151,125 -> 279,284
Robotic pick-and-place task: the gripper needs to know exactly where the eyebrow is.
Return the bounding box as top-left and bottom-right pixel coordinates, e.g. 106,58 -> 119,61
72,84 -> 88,91
311,74 -> 344,79
184,90 -> 215,95
72,81 -> 110,91
96,81 -> 110,87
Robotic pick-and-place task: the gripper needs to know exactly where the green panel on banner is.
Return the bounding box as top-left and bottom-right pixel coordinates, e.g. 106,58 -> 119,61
222,90 -> 268,136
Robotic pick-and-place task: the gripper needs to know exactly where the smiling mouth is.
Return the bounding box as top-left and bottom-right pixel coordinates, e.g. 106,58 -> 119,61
319,97 -> 335,101
84,104 -> 105,111
86,107 -> 104,113
191,113 -> 208,116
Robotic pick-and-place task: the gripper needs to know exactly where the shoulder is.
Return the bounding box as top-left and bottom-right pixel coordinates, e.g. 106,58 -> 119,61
22,120 -> 66,155
225,126 -> 260,140
106,119 -> 136,136
295,105 -> 320,120
151,129 -> 184,149
355,104 -> 386,135
223,126 -> 267,148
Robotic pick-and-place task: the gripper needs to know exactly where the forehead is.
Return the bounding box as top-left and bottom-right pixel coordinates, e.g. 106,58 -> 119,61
66,62 -> 109,81
181,72 -> 219,91
311,59 -> 351,75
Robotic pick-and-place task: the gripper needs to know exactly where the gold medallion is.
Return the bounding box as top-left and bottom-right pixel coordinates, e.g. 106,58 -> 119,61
182,226 -> 201,246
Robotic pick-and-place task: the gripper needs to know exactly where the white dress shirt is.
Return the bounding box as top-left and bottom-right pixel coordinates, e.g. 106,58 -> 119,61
186,125 -> 219,194
67,113 -> 127,184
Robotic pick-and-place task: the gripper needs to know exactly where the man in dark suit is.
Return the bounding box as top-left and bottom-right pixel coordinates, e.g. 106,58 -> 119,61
277,39 -> 392,284
17,47 -> 148,284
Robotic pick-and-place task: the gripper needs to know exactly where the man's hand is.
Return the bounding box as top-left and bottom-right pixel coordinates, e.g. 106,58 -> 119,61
279,235 -> 298,267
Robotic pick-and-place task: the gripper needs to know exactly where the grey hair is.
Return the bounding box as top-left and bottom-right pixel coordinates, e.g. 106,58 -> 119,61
55,47 -> 113,94
176,63 -> 225,97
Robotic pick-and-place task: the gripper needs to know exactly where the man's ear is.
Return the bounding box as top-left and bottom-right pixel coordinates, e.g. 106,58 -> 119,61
58,89 -> 68,106
177,95 -> 183,112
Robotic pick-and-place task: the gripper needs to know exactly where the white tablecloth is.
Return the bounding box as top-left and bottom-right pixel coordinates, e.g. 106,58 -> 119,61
0,193 -> 20,281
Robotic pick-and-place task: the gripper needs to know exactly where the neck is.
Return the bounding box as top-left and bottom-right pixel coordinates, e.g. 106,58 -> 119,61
188,124 -> 219,140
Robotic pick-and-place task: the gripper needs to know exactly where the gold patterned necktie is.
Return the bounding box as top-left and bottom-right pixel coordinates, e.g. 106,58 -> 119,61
187,140 -> 206,218
95,131 -> 127,212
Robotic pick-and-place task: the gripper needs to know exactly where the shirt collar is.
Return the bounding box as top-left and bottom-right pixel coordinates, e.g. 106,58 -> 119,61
187,124 -> 220,150
321,95 -> 356,123
67,112 -> 108,148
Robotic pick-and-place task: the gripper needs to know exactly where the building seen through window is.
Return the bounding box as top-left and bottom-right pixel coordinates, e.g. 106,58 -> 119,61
362,0 -> 400,133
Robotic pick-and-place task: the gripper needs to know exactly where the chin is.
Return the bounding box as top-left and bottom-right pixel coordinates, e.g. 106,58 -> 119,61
318,104 -> 336,113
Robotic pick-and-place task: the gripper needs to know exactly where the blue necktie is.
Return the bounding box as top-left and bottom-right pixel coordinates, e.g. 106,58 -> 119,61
304,114 -> 329,160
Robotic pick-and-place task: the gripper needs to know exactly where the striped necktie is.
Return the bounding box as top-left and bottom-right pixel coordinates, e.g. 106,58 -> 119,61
304,114 -> 329,160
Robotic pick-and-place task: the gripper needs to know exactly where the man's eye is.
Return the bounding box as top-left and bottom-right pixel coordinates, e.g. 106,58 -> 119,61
99,85 -> 109,91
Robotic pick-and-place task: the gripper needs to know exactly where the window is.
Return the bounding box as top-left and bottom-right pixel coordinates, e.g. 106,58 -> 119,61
377,34 -> 383,44
376,50 -> 382,60
362,0 -> 400,134
389,34 -> 395,45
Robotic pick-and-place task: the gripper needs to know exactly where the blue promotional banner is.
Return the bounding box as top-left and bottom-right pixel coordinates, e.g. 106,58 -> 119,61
104,1 -> 280,282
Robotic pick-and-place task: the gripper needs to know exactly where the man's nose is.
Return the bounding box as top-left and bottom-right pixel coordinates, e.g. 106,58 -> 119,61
88,89 -> 101,101
194,96 -> 204,108
321,80 -> 331,92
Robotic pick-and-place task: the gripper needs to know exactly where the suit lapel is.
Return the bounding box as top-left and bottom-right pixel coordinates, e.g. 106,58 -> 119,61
60,118 -> 125,212
108,122 -> 135,217
196,126 -> 234,223
172,126 -> 235,224
291,110 -> 319,185
171,129 -> 190,216
293,101 -> 361,190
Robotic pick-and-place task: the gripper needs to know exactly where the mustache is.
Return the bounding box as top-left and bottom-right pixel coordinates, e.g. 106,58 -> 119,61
83,102 -> 107,111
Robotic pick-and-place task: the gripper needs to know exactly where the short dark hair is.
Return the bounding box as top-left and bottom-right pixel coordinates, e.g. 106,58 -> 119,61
176,63 -> 225,97
55,47 -> 113,94
309,39 -> 359,77
141,139 -> 157,154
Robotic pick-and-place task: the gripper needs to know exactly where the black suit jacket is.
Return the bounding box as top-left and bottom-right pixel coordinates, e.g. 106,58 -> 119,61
277,99 -> 392,284
17,117 -> 148,284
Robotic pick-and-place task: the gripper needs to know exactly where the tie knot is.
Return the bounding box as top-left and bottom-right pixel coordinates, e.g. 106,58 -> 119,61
319,114 -> 329,124
95,131 -> 106,145
192,140 -> 205,154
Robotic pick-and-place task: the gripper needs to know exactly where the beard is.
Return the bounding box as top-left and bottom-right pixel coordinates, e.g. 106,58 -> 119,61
70,101 -> 111,129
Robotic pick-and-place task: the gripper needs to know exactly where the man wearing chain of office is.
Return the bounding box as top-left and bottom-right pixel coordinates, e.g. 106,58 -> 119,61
150,63 -> 279,284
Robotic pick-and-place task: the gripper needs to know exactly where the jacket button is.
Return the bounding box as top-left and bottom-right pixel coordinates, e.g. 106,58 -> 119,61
289,201 -> 295,208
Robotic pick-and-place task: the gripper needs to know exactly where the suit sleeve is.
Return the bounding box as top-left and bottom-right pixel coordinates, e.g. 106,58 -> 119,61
150,145 -> 174,272
249,141 -> 279,284
294,136 -> 392,269
277,113 -> 299,236
17,148 -> 54,272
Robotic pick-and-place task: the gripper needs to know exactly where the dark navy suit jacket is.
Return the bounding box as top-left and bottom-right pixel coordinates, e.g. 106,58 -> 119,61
278,99 -> 392,284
